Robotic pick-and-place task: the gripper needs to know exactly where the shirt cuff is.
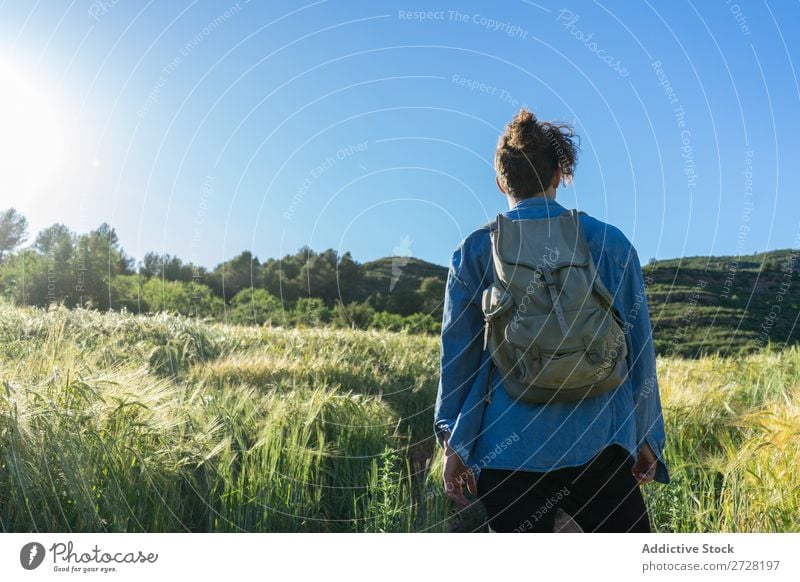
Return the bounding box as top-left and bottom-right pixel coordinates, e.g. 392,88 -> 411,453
434,420 -> 452,448
641,434 -> 671,485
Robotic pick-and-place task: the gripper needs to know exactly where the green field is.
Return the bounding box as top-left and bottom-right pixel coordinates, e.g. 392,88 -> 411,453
1,303 -> 798,532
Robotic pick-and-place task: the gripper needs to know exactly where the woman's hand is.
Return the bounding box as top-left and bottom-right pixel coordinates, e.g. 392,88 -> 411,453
442,442 -> 477,507
632,442 -> 658,485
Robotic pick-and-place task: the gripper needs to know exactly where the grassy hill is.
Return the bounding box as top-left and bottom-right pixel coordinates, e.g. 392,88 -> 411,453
0,304 -> 798,532
644,248 -> 799,357
364,248 -> 799,358
362,256 -> 448,296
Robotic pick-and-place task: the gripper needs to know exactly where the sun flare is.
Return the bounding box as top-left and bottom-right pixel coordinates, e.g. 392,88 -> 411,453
0,56 -> 64,195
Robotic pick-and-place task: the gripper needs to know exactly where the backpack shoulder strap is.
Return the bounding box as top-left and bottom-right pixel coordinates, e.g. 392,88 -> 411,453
564,208 -> 589,241
563,208 -> 587,218
485,208 -> 585,233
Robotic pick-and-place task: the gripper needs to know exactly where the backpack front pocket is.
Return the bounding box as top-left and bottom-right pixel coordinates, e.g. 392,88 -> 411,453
503,306 -> 618,390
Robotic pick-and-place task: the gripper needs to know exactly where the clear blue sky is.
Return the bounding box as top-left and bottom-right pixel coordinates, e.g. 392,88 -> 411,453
1,0 -> 798,268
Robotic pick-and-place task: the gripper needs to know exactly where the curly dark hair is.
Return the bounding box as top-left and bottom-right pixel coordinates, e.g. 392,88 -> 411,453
494,107 -> 580,199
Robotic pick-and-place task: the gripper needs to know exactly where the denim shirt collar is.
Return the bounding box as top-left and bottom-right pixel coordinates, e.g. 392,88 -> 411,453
509,196 -> 565,212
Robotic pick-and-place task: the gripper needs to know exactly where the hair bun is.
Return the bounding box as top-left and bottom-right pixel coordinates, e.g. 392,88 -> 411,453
506,108 -> 542,150
495,106 -> 579,198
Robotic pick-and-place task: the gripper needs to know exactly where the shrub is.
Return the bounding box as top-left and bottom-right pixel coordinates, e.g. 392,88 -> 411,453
291,297 -> 330,326
141,278 -> 223,318
229,288 -> 286,326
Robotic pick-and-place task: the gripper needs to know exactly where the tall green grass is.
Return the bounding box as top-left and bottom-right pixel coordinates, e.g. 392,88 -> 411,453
0,303 -> 797,532
646,348 -> 800,532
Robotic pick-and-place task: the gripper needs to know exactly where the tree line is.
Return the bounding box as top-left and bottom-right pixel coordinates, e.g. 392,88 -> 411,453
0,208 -> 444,333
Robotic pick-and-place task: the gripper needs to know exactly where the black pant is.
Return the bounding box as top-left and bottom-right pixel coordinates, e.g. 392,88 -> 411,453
477,444 -> 651,532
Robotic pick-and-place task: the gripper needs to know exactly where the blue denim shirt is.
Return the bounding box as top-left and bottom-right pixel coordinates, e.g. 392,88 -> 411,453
434,196 -> 670,484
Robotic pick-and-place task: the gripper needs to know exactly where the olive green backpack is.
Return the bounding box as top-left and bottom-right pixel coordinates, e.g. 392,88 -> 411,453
481,209 -> 629,404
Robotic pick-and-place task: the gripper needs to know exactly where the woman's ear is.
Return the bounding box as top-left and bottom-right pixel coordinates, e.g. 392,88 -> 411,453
551,167 -> 562,188
496,176 -> 506,194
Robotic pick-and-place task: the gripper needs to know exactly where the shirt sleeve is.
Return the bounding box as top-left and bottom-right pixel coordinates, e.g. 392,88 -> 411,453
618,246 -> 671,484
433,243 -> 486,449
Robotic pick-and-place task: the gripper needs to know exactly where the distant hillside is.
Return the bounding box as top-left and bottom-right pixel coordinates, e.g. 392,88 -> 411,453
644,248 -> 798,357
366,249 -> 799,358
362,257 -> 447,296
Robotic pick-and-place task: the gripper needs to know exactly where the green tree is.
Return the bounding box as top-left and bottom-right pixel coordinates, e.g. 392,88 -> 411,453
385,286 -> 423,316
0,208 -> 29,263
139,252 -> 204,283
336,251 -> 365,304
229,288 -> 286,326
208,251 -> 260,301
261,256 -> 302,303
291,297 -> 330,326
0,222 -> 80,308
403,312 -> 440,334
333,300 -> 375,329
0,249 -> 48,305
70,224 -> 134,310
299,248 -> 339,305
34,224 -> 76,306
110,274 -> 146,312
370,311 -> 406,331
34,223 -> 72,254
417,276 -> 445,315
141,278 -> 222,318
